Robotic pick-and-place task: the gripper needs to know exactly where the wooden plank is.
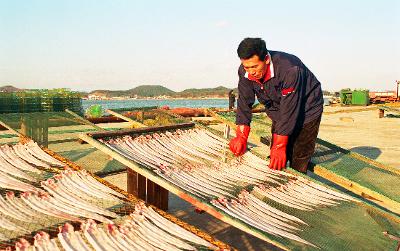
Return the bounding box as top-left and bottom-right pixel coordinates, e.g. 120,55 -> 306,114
316,138 -> 400,176
137,173 -> 147,201
79,132 -> 289,251
112,106 -> 158,113
137,111 -> 144,123
158,184 -> 169,211
152,182 -> 160,207
87,122 -> 195,139
146,179 -> 155,204
0,118 -> 23,137
128,170 -> 168,210
106,109 -> 147,128
151,183 -> 168,211
127,168 -> 138,197
313,165 -> 400,215
379,109 -> 385,118
378,105 -> 400,113
65,109 -> 105,131
349,151 -> 400,176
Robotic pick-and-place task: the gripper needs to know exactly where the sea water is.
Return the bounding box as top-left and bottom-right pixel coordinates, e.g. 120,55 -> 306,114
82,99 -> 229,110
83,97 -> 331,111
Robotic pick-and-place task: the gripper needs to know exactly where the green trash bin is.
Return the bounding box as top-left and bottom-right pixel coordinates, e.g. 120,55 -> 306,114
352,89 -> 370,105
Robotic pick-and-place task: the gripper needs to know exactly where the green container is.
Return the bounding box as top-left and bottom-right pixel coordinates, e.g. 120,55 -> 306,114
340,89 -> 353,105
352,89 -> 369,105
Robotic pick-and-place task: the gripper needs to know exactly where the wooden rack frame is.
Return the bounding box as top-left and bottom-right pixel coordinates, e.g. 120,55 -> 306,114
37,137 -> 232,250
208,109 -> 400,217
79,123 -> 291,251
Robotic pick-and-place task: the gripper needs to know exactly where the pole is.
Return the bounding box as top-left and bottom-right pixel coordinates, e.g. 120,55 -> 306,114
105,109 -> 147,128
65,109 -> 105,131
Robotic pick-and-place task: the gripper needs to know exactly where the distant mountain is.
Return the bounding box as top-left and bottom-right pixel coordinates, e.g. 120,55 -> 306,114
90,85 -> 175,98
177,86 -> 233,98
90,90 -> 128,97
1,84 -> 237,98
129,85 -> 175,97
0,85 -> 22,92
89,85 -> 236,98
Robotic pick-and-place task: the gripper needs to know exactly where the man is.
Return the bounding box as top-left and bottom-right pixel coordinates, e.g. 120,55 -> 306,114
229,38 -> 323,173
228,89 -> 236,110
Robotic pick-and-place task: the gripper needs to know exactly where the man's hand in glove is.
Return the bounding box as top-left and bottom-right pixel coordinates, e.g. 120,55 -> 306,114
229,125 -> 250,156
269,133 -> 288,170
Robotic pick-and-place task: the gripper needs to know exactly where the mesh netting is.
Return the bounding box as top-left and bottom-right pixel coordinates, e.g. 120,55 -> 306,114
216,111 -> 400,205
49,109 -> 190,176
49,140 -> 127,176
0,112 -> 89,145
44,146 -> 231,250
0,141 -> 229,250
0,152 -> 134,249
122,108 -> 190,127
0,112 -> 131,176
217,111 -> 272,140
313,140 -> 400,203
85,125 -> 400,250
108,106 -> 159,113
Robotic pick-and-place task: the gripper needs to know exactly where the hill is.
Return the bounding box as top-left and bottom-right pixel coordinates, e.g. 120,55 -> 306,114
129,85 -> 175,97
90,90 -> 130,98
90,85 -> 175,98
176,86 -> 233,98
1,84 -> 237,98
89,85 -> 236,98
0,85 -> 22,92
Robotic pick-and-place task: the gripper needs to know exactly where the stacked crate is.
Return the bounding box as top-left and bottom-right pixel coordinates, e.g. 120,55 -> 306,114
0,89 -> 82,114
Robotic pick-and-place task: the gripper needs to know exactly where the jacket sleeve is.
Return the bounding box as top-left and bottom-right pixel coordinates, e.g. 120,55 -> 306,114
235,68 -> 255,126
274,66 -> 304,135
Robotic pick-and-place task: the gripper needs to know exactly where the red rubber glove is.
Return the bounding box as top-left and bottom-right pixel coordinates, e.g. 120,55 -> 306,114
269,133 -> 288,170
229,125 -> 250,156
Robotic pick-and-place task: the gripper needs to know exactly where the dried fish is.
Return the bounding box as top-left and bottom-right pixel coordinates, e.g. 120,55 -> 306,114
0,145 -> 41,173
13,144 -> 50,168
24,141 -> 65,167
100,128 -> 356,247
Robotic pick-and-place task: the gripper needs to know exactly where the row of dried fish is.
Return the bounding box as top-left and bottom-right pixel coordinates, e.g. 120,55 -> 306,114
0,141 -> 221,250
12,202 -> 217,251
0,140 -> 65,191
102,128 -> 356,247
104,128 -> 354,205
0,170 -> 124,240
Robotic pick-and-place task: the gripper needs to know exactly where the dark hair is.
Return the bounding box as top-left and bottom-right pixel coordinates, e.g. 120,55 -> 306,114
237,38 -> 268,60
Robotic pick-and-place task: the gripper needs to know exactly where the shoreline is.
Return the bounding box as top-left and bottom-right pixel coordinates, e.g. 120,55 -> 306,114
83,97 -> 229,101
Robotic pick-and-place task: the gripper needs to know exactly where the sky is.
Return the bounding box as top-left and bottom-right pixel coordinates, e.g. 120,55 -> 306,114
0,0 -> 399,92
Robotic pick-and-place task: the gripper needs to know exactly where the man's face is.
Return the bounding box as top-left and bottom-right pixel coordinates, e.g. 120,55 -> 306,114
241,55 -> 269,80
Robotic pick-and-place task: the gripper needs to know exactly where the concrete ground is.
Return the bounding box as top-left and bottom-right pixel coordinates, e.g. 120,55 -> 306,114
319,106 -> 400,168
